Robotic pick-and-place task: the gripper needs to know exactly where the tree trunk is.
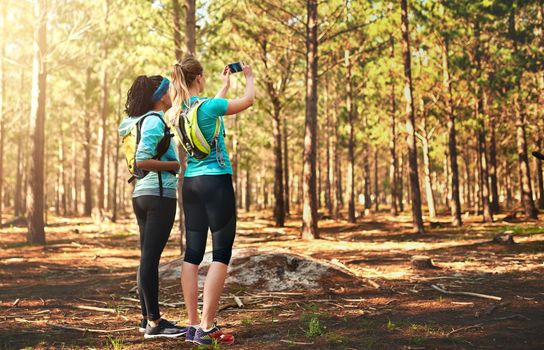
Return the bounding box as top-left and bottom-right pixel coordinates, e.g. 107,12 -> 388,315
345,49 -> 356,223
374,149 -> 379,212
27,0 -> 47,244
364,149 -> 371,212
510,9 -> 538,219
537,1 -> 544,209
98,0 -> 110,218
419,104 -> 436,219
535,143 -> 544,209
400,0 -> 424,233
272,102 -> 285,226
398,153 -> 404,212
515,98 -> 537,218
463,147 -> 472,209
15,128 -> 23,217
185,0 -> 196,56
325,79 -> 332,216
331,103 -> 340,218
489,114 -> 500,213
59,126 -> 67,215
442,36 -> 462,226
83,68 -> 93,216
474,146 -> 481,215
389,36 -> 398,215
283,112 -> 290,215
112,82 -> 122,222
245,170 -> 251,211
0,5 -> 5,225
301,0 -> 319,239
475,21 -> 493,222
172,0 -> 183,61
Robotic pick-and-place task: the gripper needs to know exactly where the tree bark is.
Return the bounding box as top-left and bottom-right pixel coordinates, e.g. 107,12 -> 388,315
364,148 -> 371,212
389,36 -> 398,215
332,102 -> 340,218
374,149 -> 379,212
59,126 -> 67,215
83,68 -> 93,216
535,140 -> 544,209
245,170 -> 251,211
489,113 -> 500,213
325,79 -> 332,216
398,153 -> 404,212
272,101 -> 285,226
283,112 -> 290,216
112,82 -> 122,222
400,0 -> 424,233
15,128 -> 23,217
537,0 -> 544,209
172,0 -> 183,61
345,49 -> 356,223
27,0 -> 47,244
475,21 -> 493,222
0,5 -> 5,225
301,0 -> 319,239
419,102 -> 436,219
185,0 -> 196,56
442,36 -> 462,226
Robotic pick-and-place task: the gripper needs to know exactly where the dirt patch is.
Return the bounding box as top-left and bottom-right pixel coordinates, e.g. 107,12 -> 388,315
0,212 -> 543,349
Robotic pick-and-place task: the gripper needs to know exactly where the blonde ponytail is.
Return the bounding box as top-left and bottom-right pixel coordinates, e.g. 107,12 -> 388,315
170,55 -> 203,110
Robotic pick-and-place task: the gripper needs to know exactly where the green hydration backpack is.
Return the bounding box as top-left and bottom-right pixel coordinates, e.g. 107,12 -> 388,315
172,98 -> 226,167
121,112 -> 175,197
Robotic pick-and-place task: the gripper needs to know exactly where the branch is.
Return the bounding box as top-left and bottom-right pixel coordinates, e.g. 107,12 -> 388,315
320,15 -> 385,44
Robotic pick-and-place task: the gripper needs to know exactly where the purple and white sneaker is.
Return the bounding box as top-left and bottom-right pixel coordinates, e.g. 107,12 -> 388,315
185,325 -> 197,343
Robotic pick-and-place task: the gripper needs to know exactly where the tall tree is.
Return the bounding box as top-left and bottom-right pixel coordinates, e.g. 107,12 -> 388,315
27,0 -> 47,244
389,35 -> 398,215
442,35 -> 462,226
98,0 -> 110,218
345,48 -> 356,223
83,68 -> 93,216
400,0 -> 424,233
474,20 -> 493,222
0,4 -> 5,225
301,0 -> 319,239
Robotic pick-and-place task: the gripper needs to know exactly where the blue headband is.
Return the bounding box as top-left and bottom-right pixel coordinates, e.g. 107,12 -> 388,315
151,77 -> 170,102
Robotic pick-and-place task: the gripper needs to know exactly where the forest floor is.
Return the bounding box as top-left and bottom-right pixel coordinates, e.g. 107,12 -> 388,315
0,209 -> 543,350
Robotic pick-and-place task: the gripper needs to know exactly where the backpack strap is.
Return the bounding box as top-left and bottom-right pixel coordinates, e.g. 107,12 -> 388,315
128,112 -> 176,192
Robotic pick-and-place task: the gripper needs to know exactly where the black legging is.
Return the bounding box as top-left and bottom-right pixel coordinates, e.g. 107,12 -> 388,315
183,174 -> 236,266
133,195 -> 176,321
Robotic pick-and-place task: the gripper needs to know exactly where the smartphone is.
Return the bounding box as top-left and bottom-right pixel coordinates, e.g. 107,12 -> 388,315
227,62 -> 243,73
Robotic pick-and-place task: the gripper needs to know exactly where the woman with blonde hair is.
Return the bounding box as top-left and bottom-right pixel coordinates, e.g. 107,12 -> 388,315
170,56 -> 254,345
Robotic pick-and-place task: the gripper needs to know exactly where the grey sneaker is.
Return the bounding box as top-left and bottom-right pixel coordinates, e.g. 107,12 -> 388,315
144,319 -> 187,339
138,319 -> 147,333
138,318 -> 178,333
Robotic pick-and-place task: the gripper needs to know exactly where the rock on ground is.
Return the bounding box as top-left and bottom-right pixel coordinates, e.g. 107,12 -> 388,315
159,247 -> 357,291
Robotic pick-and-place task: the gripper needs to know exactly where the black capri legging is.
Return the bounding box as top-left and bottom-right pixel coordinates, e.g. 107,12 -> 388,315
183,174 -> 236,265
133,195 -> 176,321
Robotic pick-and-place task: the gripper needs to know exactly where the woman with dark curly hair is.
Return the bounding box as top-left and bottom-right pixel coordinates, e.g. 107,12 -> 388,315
118,75 -> 185,339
